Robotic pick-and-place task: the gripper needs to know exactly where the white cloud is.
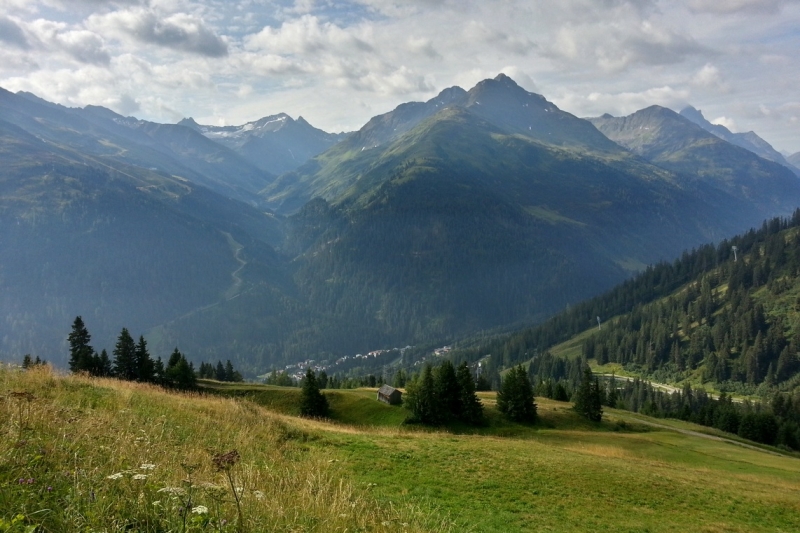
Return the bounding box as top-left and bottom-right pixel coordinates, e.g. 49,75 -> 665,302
711,116 -> 737,131
88,8 -> 228,57
686,0 -> 796,14
559,85 -> 691,117
245,15 -> 373,55
691,63 -> 729,92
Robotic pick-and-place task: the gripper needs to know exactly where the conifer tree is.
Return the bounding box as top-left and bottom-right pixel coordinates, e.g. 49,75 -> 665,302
68,316 -> 93,373
299,368 -> 329,417
456,361 -> 484,424
135,335 -> 154,382
96,349 -> 112,377
113,328 -> 137,380
404,364 -> 441,424
574,366 -> 603,421
435,360 -> 461,421
497,365 -> 537,422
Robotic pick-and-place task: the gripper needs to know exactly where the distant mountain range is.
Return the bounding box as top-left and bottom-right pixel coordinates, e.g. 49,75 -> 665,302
1,75 -> 799,373
179,114 -> 348,176
678,105 -> 798,175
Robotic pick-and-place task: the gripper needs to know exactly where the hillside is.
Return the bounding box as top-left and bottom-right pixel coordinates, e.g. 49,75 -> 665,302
4,365 -> 799,532
454,212 -> 800,403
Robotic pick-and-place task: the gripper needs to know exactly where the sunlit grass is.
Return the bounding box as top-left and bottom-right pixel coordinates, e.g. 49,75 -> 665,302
0,366 -> 452,532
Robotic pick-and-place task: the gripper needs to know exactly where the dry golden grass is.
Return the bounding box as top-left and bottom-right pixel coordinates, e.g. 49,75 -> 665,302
1,365 -> 455,532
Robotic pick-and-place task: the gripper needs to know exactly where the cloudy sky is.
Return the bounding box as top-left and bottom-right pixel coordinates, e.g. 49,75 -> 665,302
1,0 -> 798,153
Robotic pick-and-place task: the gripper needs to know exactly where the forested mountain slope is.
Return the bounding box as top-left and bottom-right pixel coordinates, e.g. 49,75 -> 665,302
455,212 -> 800,398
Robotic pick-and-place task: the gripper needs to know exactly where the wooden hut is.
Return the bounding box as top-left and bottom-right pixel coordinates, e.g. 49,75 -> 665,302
377,384 -> 402,405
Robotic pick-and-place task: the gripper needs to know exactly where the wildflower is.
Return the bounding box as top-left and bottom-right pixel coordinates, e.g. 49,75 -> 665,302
132,474 -> 147,481
140,463 -> 156,470
47,486 -> 53,492
211,450 -> 240,471
157,487 -> 186,496
191,505 -> 208,515
253,490 -> 265,500
106,473 -> 124,480
382,521 -> 392,526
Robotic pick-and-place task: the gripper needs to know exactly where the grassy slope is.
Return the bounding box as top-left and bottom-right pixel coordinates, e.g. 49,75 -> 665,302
5,369 -> 800,532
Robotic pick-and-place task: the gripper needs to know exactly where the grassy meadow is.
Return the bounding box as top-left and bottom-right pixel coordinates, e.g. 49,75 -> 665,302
3,366 -> 800,532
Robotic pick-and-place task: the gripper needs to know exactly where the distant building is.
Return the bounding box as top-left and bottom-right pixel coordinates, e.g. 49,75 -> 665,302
377,384 -> 402,405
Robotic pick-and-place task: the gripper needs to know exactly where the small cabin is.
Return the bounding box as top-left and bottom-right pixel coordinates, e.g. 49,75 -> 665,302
377,384 -> 402,405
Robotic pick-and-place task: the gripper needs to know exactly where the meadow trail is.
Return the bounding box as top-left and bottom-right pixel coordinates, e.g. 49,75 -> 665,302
614,413 -> 788,457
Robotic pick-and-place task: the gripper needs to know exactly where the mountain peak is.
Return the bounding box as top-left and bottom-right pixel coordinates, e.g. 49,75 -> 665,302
178,117 -> 201,131
679,105 -> 706,124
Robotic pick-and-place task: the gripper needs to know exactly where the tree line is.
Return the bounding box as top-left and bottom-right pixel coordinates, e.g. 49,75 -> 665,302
65,316 -> 241,390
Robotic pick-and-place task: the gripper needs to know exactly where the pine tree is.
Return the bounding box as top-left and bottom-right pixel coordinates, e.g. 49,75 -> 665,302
225,360 -> 235,382
215,361 -> 226,381
135,336 -> 154,382
96,349 -> 112,377
497,366 -> 537,422
299,368 -> 329,417
456,361 -> 484,424
404,364 -> 441,424
22,354 -> 32,368
166,350 -> 197,390
113,328 -> 137,380
435,360 -> 461,421
68,316 -> 93,373
574,366 -> 603,421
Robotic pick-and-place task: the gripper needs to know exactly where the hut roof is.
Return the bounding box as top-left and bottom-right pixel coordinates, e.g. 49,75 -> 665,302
378,384 -> 398,396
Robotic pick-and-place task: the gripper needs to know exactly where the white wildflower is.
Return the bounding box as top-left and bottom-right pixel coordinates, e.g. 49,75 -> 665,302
253,490 -> 265,500
191,505 -> 209,515
132,474 -> 148,480
140,463 -> 156,470
157,487 -> 186,496
106,472 -> 124,480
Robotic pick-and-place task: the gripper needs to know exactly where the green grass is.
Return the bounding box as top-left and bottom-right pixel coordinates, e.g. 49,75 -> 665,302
5,369 -> 800,532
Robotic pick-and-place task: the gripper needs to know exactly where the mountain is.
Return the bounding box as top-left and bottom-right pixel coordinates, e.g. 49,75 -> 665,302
179,114 -> 348,176
589,106 -> 800,217
789,151 -> 800,169
250,76 -> 800,354
0,88 -> 291,365
3,76 -> 800,373
679,105 -> 798,174
5,89 -> 275,206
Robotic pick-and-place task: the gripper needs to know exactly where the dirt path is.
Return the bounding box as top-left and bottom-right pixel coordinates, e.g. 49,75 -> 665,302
614,413 -> 788,457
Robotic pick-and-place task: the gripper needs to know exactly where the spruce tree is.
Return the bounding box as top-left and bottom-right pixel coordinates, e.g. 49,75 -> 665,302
68,316 -> 93,373
113,328 -> 137,380
574,366 -> 603,421
134,336 -> 154,382
456,361 -> 484,424
404,364 -> 441,424
299,368 -> 329,417
435,360 -> 461,421
497,366 -> 537,422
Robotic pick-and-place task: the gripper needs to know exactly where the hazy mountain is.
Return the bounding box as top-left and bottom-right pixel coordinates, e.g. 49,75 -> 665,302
262,74 -> 626,214
789,151 -> 800,168
253,76 -> 800,353
0,109 -> 288,365
679,105 -> 798,174
4,77 -> 800,372
5,89 -> 274,206
180,114 -> 348,176
589,106 -> 800,216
